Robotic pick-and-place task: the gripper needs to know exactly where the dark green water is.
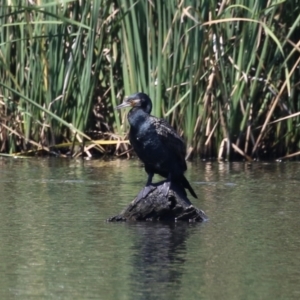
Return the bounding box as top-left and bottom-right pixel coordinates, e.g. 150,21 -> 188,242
0,158 -> 300,300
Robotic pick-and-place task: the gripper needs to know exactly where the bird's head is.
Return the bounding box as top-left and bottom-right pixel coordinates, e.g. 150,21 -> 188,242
116,92 -> 152,114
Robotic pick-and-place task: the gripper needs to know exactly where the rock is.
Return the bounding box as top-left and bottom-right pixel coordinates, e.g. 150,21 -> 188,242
108,181 -> 207,222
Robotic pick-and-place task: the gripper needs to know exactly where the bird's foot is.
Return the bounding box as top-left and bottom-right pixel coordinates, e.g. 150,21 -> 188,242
143,185 -> 155,198
137,185 -> 156,200
161,180 -> 171,198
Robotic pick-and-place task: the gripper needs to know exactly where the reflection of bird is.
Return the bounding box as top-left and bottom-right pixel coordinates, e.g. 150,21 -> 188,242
116,92 -> 197,198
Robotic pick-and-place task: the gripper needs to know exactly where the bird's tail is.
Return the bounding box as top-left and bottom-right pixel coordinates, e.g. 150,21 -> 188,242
181,175 -> 198,199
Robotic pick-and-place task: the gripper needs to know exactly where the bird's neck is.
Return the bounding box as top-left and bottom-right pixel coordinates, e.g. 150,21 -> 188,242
128,108 -> 149,128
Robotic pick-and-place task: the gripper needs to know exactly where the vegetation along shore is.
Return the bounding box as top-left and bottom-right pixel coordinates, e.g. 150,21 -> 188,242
0,1 -> 299,161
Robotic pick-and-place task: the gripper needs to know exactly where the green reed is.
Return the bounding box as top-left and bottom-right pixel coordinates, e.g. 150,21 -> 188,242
0,0 -> 300,160
0,0 -> 114,155
116,0 -> 300,160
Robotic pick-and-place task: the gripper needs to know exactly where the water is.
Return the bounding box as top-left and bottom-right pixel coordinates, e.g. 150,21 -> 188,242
0,158 -> 300,299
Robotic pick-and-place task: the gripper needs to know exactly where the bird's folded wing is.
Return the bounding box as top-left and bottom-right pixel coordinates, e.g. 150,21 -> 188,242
150,117 -> 186,158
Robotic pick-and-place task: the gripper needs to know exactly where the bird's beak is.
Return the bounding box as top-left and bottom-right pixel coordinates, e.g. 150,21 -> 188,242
115,98 -> 141,110
115,101 -> 131,110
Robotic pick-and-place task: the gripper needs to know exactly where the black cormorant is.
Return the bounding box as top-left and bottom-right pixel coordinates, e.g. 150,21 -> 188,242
116,92 -> 197,198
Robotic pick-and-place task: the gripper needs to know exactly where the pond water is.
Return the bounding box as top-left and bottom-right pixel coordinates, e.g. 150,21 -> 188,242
0,157 -> 300,299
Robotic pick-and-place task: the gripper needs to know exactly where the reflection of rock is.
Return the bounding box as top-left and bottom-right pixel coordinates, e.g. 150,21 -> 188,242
129,222 -> 196,300
108,181 -> 207,222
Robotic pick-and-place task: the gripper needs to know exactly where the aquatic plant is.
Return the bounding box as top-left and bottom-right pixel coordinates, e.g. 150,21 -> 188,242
0,0 -> 299,160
